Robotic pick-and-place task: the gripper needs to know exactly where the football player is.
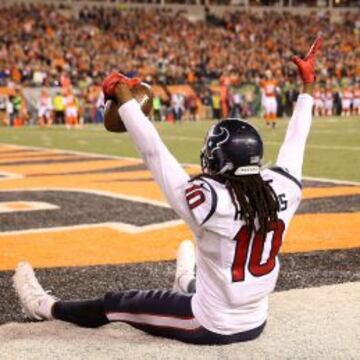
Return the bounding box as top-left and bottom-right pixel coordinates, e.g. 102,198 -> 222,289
341,85 -> 353,117
13,38 -> 322,345
37,89 -> 53,127
64,89 -> 80,129
324,85 -> 334,116
260,70 -> 278,128
313,85 -> 324,117
352,83 -> 360,116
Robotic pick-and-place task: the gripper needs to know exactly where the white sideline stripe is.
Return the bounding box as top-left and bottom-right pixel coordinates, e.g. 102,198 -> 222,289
2,144 -> 359,185
106,312 -> 201,330
302,176 -> 360,186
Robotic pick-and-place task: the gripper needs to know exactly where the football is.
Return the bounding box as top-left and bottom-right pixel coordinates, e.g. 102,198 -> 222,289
104,82 -> 153,133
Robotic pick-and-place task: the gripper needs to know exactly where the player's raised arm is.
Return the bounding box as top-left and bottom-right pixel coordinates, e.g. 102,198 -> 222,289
102,73 -> 195,227
276,37 -> 323,181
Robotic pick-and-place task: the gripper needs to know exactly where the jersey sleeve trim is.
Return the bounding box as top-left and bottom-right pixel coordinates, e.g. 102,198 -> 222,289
187,177 -> 218,225
269,166 -> 302,190
199,178 -> 218,225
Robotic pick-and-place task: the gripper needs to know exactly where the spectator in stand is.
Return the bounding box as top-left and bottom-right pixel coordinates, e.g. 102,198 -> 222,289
0,5 -> 358,90
0,5 -> 358,120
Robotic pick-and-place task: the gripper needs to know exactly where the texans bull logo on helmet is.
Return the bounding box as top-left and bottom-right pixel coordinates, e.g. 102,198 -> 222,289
201,119 -> 263,176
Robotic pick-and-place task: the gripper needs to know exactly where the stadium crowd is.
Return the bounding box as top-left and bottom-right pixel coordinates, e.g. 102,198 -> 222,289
0,4 -> 359,123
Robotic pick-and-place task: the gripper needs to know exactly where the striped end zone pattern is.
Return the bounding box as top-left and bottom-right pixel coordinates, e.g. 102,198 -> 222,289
0,144 -> 359,272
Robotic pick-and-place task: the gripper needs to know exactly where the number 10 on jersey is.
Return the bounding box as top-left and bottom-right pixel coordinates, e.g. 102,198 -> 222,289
231,220 -> 285,282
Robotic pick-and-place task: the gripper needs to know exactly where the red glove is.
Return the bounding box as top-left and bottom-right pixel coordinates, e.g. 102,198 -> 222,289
292,37 -> 323,84
102,72 -> 141,98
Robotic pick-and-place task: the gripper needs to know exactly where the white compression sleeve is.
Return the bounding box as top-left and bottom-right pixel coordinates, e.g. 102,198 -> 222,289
276,94 -> 314,180
118,100 -> 196,227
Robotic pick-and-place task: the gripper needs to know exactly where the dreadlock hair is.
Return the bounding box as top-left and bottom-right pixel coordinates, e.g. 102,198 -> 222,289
193,173 -> 280,240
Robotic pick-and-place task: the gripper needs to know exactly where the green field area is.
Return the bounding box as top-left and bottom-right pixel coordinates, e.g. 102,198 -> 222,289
0,116 -> 359,182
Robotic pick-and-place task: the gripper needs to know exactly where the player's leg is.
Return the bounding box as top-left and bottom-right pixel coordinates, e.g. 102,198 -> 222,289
355,100 -> 360,115
47,112 -> 53,127
13,261 -> 265,345
264,97 -> 270,127
104,288 -> 265,344
38,108 -> 45,127
13,262 -> 201,342
326,101 -> 332,116
173,240 -> 196,294
270,98 -> 277,128
314,101 -> 319,116
65,111 -> 70,129
342,100 -> 349,116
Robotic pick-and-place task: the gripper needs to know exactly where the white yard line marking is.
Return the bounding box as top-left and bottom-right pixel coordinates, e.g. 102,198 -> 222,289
0,187 -> 184,236
0,171 -> 24,180
0,220 -> 184,236
0,201 -> 59,214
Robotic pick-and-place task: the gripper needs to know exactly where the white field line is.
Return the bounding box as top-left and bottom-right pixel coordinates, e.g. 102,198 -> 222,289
1,143 -> 141,162
0,171 -> 24,180
301,176 -> 360,186
1,144 -> 360,185
0,219 -> 184,236
0,187 -> 184,236
0,187 -> 171,208
0,201 -> 59,214
161,135 -> 360,151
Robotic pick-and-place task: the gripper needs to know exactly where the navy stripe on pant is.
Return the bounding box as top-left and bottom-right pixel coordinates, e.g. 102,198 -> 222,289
53,289 -> 266,345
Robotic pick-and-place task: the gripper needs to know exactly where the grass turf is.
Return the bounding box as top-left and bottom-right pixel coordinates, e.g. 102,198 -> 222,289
0,116 -> 359,182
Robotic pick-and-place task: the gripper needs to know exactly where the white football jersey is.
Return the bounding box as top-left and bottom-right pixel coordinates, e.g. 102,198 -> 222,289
187,169 -> 301,334
118,94 -> 313,335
